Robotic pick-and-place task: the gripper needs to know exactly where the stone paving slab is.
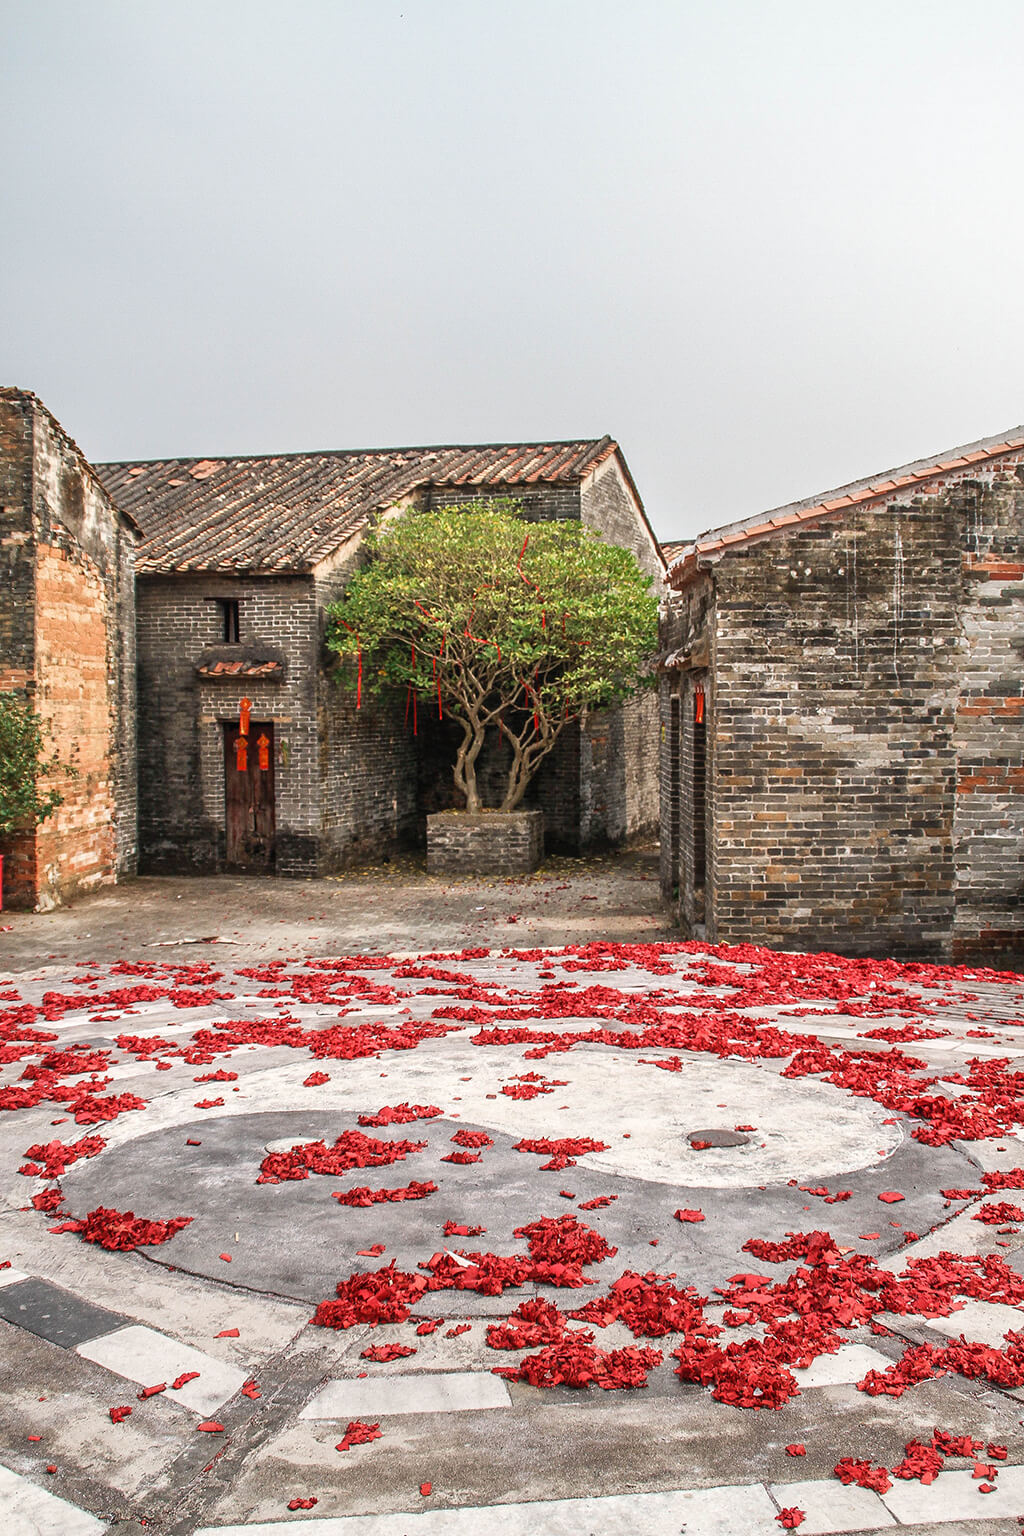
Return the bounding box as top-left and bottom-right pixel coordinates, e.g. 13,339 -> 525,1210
4,867 -> 1024,1533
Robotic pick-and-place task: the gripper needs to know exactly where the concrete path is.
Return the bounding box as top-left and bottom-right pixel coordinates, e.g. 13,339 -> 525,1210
2,862 -> 1024,1533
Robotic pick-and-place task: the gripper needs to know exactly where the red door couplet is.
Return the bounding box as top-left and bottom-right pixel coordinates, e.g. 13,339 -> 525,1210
224,720 -> 275,871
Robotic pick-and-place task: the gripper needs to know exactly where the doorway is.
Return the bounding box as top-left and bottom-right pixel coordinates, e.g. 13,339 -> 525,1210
223,721 -> 276,871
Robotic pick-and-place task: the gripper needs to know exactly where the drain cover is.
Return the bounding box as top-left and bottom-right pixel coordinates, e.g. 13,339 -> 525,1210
687,1128 -> 751,1148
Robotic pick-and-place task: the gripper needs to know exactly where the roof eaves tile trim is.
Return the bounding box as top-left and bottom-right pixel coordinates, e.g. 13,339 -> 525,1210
667,432 -> 1024,588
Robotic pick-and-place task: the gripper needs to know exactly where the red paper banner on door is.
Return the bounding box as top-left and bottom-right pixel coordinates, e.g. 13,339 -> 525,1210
234,736 -> 248,772
256,732 -> 270,771
239,697 -> 252,736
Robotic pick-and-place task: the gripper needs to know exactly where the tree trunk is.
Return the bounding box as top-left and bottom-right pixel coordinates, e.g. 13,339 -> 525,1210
453,712 -> 487,812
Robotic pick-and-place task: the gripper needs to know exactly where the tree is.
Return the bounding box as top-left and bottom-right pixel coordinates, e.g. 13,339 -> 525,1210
326,503 -> 659,812
0,692 -> 67,839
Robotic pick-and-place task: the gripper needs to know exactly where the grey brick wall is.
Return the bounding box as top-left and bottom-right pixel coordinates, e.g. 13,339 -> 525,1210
315,555 -> 419,869
136,573 -> 320,874
659,456 -> 1024,962
952,477 -> 1024,960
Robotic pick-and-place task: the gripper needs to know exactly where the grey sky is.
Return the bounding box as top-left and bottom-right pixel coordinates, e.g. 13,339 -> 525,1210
3,0 -> 1023,541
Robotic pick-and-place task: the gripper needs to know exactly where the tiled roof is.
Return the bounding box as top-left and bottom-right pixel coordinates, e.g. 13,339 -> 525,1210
667,426 -> 1024,587
96,438 -> 622,574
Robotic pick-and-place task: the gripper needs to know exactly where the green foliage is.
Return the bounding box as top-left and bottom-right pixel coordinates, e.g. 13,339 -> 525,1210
326,502 -> 659,811
0,693 -> 67,839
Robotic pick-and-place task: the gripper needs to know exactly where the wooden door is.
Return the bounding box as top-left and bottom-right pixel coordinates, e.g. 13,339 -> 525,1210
224,721 -> 276,871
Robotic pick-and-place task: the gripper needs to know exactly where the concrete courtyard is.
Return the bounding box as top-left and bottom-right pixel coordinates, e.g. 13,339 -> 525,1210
2,851 -> 1024,1535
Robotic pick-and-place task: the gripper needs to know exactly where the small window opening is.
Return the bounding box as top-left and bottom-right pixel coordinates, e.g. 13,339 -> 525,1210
218,599 -> 240,643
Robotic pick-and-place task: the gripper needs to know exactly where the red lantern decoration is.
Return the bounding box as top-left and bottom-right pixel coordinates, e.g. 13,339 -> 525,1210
257,732 -> 270,771
239,697 -> 252,736
234,736 -> 248,772
694,687 -> 705,725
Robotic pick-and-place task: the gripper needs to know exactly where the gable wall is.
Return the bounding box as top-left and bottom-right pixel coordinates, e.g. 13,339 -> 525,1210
0,394 -> 136,909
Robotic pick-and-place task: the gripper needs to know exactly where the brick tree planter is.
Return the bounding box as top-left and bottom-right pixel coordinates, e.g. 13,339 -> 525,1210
426,810 -> 544,876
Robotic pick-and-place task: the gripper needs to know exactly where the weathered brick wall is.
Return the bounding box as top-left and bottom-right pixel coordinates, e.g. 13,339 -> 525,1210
707,502 -> 962,958
136,574 -> 320,874
315,548 -> 419,870
425,483 -> 581,522
0,391 -> 137,909
952,475 -> 1024,960
580,456 -> 664,580
661,455 -> 1024,962
658,573 -> 714,911
0,395 -> 39,904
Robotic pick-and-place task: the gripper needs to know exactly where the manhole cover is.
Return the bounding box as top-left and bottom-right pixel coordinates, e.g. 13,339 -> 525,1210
687,1128 -> 751,1148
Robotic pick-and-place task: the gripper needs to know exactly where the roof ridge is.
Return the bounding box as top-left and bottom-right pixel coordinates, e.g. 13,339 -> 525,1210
96,434 -> 613,472
686,424 -> 1024,550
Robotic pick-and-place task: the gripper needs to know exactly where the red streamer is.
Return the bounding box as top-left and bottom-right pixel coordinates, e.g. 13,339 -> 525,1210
337,620 -> 362,709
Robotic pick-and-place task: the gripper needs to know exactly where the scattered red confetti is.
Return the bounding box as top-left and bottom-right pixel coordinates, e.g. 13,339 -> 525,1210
171,1372 -> 200,1390
197,1421 -> 224,1432
332,1180 -> 437,1206
357,1244 -> 386,1257
443,1221 -> 485,1237
303,1072 -> 330,1087
219,1253 -> 232,1262
358,1104 -> 442,1126
420,1482 -> 433,1496
416,1318 -> 443,1335
786,1444 -> 806,1456
216,1328 -> 240,1338
241,1379 -> 260,1399
777,1512 -> 804,1530
361,1343 -> 417,1361
450,1129 -> 493,1148
336,1420 -> 382,1450
834,1457 -> 892,1493
445,1324 -> 471,1337
51,1206 -> 192,1251
674,1209 -> 705,1223
287,1499 -> 318,1511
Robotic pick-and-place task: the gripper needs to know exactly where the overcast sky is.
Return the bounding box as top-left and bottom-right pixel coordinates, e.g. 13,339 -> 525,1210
3,1 -> 1023,541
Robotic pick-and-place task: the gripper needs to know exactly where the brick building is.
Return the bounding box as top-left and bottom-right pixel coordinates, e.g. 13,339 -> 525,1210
659,428 -> 1024,962
0,389 -> 137,908
96,438 -> 663,878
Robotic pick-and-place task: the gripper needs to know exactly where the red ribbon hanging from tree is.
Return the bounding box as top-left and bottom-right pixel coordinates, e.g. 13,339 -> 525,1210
336,620 -> 362,708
